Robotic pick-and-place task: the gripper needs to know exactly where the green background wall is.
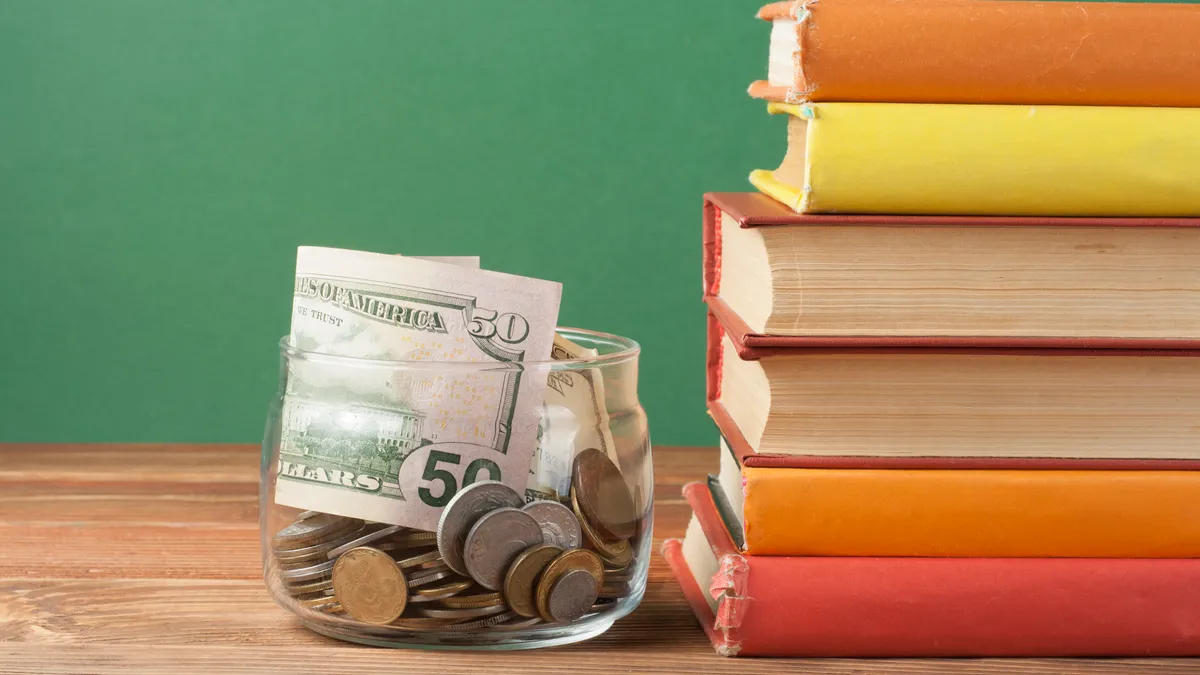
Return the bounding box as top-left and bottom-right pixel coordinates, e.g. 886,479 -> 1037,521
0,0 -> 776,445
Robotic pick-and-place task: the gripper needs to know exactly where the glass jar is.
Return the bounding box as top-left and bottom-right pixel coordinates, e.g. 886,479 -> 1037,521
259,327 -> 651,649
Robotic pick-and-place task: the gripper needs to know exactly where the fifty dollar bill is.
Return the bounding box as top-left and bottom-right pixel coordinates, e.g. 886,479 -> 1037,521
275,247 -> 561,530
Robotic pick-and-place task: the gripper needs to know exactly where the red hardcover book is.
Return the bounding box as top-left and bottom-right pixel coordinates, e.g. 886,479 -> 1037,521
702,192 -> 1200,348
663,479 -> 1200,657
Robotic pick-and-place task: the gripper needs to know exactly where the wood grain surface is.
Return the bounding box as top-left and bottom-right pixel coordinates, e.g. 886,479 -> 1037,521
1,444 -> 1196,674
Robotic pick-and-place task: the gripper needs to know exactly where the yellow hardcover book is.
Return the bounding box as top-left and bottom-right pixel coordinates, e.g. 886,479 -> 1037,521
751,101 -> 1200,216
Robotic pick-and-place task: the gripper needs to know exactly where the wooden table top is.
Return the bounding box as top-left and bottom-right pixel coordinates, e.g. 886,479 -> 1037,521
1,444 -> 1195,674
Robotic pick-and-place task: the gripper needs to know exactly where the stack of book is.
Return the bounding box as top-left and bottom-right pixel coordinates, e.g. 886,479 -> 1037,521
665,0 -> 1200,658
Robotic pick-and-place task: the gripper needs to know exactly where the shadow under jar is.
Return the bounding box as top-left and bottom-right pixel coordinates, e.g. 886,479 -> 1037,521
259,328 -> 652,649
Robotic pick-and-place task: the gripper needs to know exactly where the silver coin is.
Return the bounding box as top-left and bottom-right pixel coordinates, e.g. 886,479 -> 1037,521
277,525 -> 368,562
406,568 -> 458,589
547,568 -> 599,623
280,558 -> 337,582
521,500 -> 582,550
444,610 -> 518,631
493,616 -> 542,631
273,513 -> 360,549
436,481 -> 523,576
462,507 -> 544,591
324,524 -> 403,559
417,603 -> 508,620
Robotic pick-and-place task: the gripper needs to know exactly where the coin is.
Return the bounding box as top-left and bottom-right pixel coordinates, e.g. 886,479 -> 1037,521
571,448 -> 637,541
277,524 -> 366,560
407,585 -> 464,603
406,568 -> 458,588
493,616 -> 542,631
298,593 -> 339,610
417,604 -> 508,620
571,488 -> 634,566
287,577 -> 334,596
522,500 -> 582,550
599,580 -> 630,599
413,579 -> 473,598
462,507 -> 544,590
443,611 -> 518,631
534,548 -> 603,622
546,568 -> 600,623
392,530 -> 437,547
395,549 -> 442,569
436,481 -> 524,576
502,544 -> 562,618
391,616 -> 461,630
281,559 -> 337,582
273,513 -> 362,550
439,591 -> 504,609
331,547 -> 408,625
324,524 -> 403,559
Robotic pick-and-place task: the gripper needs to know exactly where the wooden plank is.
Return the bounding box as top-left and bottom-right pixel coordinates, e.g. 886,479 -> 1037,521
0,506 -> 693,579
0,575 -> 699,647
0,644 -> 1195,675
0,445 -> 259,483
0,487 -> 258,525
2,443 -> 1195,674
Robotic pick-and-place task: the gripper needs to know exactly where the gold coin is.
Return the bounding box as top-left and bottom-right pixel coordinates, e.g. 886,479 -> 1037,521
502,544 -> 562,618
331,546 -> 408,625
439,591 -> 503,610
534,549 -> 603,623
571,488 -> 634,566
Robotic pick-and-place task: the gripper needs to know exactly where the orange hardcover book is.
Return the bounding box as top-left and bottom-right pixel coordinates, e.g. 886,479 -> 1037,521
750,0 -> 1200,106
736,458 -> 1200,558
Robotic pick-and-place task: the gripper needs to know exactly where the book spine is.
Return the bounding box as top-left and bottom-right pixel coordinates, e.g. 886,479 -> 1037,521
751,0 -> 1200,107
741,466 -> 1200,557
777,102 -> 1200,217
701,196 -> 721,297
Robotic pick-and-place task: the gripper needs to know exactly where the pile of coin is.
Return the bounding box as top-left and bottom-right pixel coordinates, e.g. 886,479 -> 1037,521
267,448 -> 640,631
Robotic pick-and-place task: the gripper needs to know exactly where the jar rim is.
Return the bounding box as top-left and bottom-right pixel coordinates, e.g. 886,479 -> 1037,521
278,326 -> 640,369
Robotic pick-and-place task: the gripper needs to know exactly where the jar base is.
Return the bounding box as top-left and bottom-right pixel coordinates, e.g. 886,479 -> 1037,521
301,614 -> 616,651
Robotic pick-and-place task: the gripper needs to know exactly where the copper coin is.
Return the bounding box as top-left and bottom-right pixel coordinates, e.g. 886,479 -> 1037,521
571,488 -> 633,566
571,448 -> 637,541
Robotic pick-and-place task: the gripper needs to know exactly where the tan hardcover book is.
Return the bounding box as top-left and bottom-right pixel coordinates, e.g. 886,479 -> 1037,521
707,309 -> 1200,461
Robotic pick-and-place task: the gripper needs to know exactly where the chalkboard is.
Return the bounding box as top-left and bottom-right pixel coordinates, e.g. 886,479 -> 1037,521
0,0 -> 774,444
